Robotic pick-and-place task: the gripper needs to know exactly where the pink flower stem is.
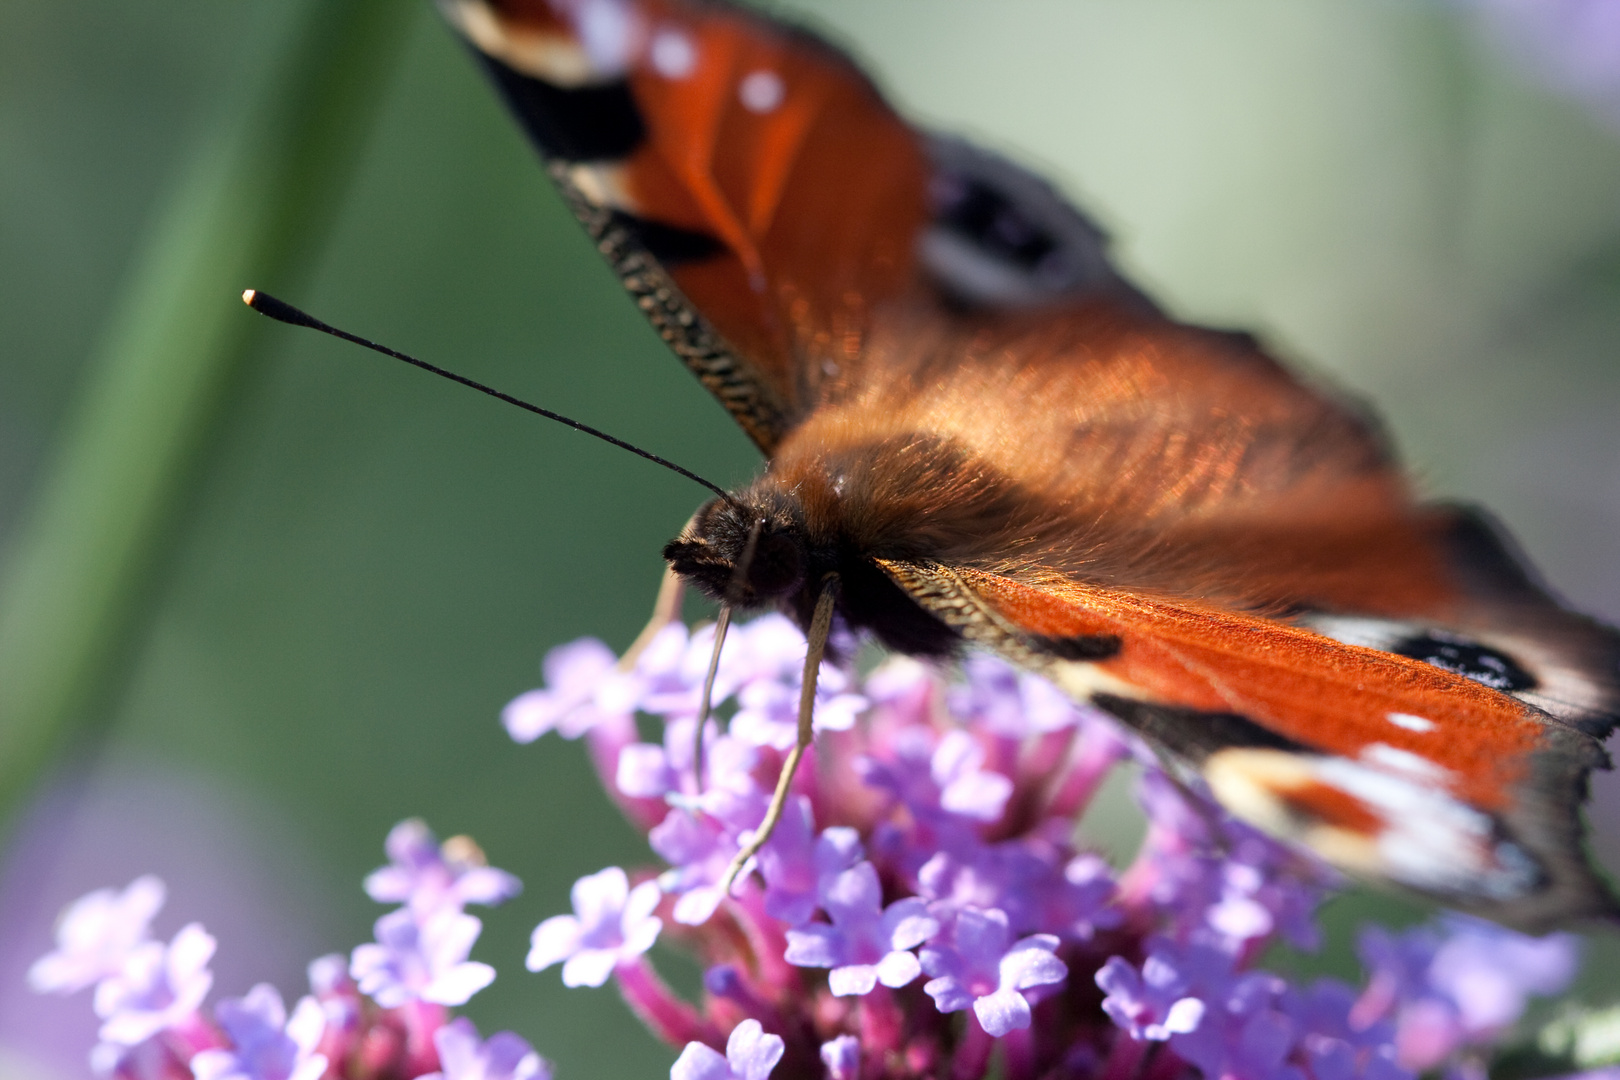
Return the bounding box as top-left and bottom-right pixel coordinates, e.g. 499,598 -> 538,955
1100,1031 -> 1148,1080
858,985 -> 905,1057
1001,1025 -> 1036,1080
1047,728 -> 1126,819
616,955 -> 723,1049
951,1019 -> 995,1080
400,999 -> 448,1077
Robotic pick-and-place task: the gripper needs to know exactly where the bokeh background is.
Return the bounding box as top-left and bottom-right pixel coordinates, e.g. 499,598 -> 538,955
3,2 -> 1620,1077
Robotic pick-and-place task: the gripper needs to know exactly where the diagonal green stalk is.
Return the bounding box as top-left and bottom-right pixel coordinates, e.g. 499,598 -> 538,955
0,0 -> 417,829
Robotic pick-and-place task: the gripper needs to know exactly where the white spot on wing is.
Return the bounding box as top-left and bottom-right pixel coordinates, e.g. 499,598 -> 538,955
739,69 -> 785,113
577,0 -> 638,76
1386,711 -> 1436,733
650,27 -> 695,78
1299,614 -> 1413,650
1361,742 -> 1448,779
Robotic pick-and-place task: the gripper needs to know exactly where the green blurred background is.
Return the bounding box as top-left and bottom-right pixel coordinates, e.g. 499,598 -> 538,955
3,2 -> 1620,1078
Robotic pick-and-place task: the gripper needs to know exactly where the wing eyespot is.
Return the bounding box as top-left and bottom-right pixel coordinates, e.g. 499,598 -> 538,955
1389,630 -> 1537,692
920,136 -> 1129,308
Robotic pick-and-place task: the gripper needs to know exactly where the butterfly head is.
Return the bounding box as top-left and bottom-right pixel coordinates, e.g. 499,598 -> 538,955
663,491 -> 812,610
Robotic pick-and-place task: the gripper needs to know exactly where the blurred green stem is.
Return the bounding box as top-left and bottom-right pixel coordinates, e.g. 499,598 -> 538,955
0,0 -> 415,828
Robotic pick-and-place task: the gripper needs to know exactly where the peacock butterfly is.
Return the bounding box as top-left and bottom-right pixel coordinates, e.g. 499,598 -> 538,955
433,0 -> 1620,930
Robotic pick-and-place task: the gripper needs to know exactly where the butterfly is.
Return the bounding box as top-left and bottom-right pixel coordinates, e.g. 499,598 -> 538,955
436,0 -> 1620,931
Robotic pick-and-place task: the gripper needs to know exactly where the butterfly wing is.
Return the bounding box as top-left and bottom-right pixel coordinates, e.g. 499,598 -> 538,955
877,554 -> 1617,931
446,0 -> 1619,926
441,0 -> 1141,450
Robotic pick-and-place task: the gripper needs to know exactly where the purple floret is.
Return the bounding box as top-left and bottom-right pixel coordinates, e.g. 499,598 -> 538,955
920,907 -> 1067,1037
350,907 -> 494,1007
671,1019 -> 784,1080
503,637 -> 625,742
819,1035 -> 860,1080
755,798 -> 864,926
93,922 -> 216,1047
421,1017 -> 552,1080
527,866 -> 662,987
29,875 -> 167,996
1354,915 -> 1580,1071
364,819 -> 522,917
189,984 -> 328,1080
783,861 -> 939,995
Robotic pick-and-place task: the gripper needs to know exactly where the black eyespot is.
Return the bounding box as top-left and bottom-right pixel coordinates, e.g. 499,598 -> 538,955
1390,631 -> 1536,692
933,175 -> 1058,272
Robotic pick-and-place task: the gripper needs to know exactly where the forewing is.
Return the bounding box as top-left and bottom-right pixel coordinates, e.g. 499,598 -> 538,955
440,0 -> 1142,451
878,558 -> 1617,931
439,0 -> 927,450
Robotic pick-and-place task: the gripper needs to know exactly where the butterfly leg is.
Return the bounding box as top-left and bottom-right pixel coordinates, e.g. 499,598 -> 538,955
719,573 -> 841,896
692,606 -> 733,791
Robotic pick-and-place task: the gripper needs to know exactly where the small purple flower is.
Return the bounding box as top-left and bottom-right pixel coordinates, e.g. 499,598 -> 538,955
616,719 -> 761,809
1354,916 -> 1579,1071
1168,970 -> 1300,1080
1042,852 -> 1121,942
650,810 -> 737,926
189,984 -> 328,1080
931,731 -> 1013,822
1095,941 -> 1215,1043
728,663 -> 866,750
920,907 -> 1067,1036
1285,979 -> 1409,1080
784,861 -> 939,995
421,1017 -> 552,1080
1428,916 -> 1578,1032
29,875 -> 167,995
527,867 -> 662,987
305,952 -> 361,1042
364,819 -> 522,916
919,838 -> 1119,941
503,637 -> 625,742
350,907 -> 495,1007
756,799 -> 863,926
819,1035 -> 860,1080
948,654 -> 1086,737
93,922 -> 216,1047
670,1019 -> 784,1080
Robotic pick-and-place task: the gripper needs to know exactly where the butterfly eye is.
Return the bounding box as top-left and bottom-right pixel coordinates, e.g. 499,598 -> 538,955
747,530 -> 804,599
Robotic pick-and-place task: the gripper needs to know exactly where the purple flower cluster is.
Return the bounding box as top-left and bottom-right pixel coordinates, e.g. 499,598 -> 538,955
507,614 -> 1589,1080
30,614 -> 1601,1080
29,821 -> 543,1080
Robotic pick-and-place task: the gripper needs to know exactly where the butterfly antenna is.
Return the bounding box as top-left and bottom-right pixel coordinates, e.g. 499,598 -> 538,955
720,571 -> 839,897
242,290 -> 736,504
691,516 -> 763,788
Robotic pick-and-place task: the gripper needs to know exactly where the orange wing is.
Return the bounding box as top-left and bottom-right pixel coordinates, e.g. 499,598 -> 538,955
441,0 -> 925,449
878,558 -> 1615,931
441,0 -> 1142,450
